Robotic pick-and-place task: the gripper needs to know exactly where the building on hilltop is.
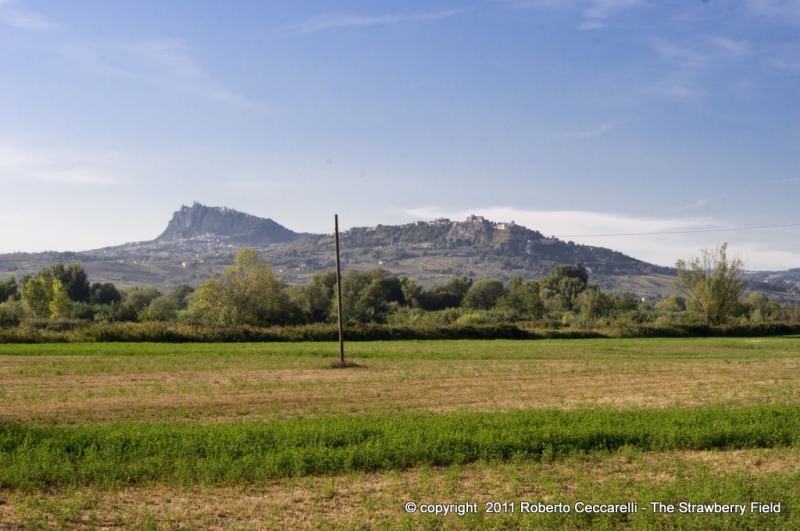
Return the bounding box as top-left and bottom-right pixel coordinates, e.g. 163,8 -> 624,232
496,221 -> 516,230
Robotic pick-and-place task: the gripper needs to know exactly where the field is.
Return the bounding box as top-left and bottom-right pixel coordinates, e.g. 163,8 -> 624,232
1,337 -> 799,529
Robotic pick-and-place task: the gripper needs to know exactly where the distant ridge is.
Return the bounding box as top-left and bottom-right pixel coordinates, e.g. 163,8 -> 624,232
1,204 -> 795,300
155,202 -> 302,245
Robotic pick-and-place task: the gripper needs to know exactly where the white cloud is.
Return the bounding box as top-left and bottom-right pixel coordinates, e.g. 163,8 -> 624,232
642,74 -> 704,100
576,20 -> 605,30
0,144 -> 128,186
558,120 -> 624,139
291,9 -> 470,34
672,199 -> 711,211
745,0 -> 800,22
499,0 -> 645,29
645,36 -> 753,101
403,207 -> 800,270
0,0 -> 59,31
652,36 -> 751,70
582,0 -> 643,21
496,0 -> 580,8
710,37 -> 750,57
60,39 -> 268,110
769,42 -> 800,71
228,180 -> 293,193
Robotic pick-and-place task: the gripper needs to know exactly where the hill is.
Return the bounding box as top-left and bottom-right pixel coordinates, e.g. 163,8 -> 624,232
260,215 -> 676,294
1,204 -> 795,300
155,202 -> 303,245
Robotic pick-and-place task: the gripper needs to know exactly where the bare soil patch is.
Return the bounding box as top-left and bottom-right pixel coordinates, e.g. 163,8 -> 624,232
1,356 -> 799,425
1,449 -> 796,530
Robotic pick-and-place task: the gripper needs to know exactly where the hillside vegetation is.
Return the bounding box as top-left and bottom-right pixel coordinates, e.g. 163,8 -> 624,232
1,244 -> 798,343
1,204 -> 797,303
0,204 -> 680,297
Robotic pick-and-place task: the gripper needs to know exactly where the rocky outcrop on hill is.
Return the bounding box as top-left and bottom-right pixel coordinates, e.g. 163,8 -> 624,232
155,202 -> 302,245
0,208 -> 681,296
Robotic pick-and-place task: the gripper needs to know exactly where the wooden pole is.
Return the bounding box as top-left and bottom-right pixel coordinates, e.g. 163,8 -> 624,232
335,214 -> 345,364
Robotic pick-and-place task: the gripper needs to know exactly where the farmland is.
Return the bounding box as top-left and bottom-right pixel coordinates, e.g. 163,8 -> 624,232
1,337 -> 800,529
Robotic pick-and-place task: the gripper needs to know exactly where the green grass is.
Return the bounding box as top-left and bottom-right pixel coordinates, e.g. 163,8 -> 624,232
4,451 -> 800,530
2,335 -> 800,360
2,405 -> 799,489
1,335 -> 799,381
2,338 -> 800,528
3,337 -> 799,426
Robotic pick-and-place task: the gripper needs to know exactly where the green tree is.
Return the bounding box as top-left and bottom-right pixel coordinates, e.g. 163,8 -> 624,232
496,277 -> 544,319
462,279 -> 505,310
19,263 -> 92,318
122,287 -> 164,313
539,263 -> 590,310
399,276 -> 423,309
193,248 -> 300,326
89,283 -> 122,305
40,263 -> 90,302
0,299 -> 25,327
576,286 -> 612,319
744,292 -> 783,322
0,276 -> 18,302
339,269 -> 405,322
654,295 -> 686,313
168,284 -> 195,309
421,276 -> 473,311
675,243 -> 745,326
139,285 -> 195,321
298,271 -> 337,323
20,276 -> 53,318
49,279 -> 73,318
613,293 -> 640,312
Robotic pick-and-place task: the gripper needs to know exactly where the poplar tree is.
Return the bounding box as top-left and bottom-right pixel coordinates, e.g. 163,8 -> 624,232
675,243 -> 745,326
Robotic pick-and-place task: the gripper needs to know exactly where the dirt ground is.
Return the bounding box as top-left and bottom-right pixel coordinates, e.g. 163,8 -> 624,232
1,448 -> 797,530
1,355 -> 798,425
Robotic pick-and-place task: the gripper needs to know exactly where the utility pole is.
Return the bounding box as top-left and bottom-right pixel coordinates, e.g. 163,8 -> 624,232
335,214 -> 345,364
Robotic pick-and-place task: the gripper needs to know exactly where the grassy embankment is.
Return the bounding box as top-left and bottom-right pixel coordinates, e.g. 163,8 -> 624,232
1,337 -> 800,529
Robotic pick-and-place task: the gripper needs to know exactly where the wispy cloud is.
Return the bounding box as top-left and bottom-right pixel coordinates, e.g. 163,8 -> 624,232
290,9 -> 470,34
673,199 -> 711,211
648,78 -> 703,99
0,144 -> 128,186
744,0 -> 800,23
558,120 -> 626,139
581,0 -> 643,27
496,0 -> 579,8
652,37 -> 751,69
499,0 -> 645,30
576,21 -> 603,30
228,180 -> 292,193
710,37 -> 750,57
60,39 -> 268,110
645,36 -> 753,100
0,0 -> 59,31
406,206 -> 710,237
769,42 -> 800,71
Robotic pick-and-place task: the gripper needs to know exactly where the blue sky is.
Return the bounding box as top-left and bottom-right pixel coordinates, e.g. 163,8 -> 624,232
1,0 -> 800,270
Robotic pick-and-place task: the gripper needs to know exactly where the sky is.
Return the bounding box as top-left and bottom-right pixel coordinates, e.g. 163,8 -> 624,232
1,0 -> 800,271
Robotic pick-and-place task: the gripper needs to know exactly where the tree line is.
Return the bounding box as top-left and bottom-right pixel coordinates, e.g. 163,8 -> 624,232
0,263 -> 195,326
1,245 -> 797,329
